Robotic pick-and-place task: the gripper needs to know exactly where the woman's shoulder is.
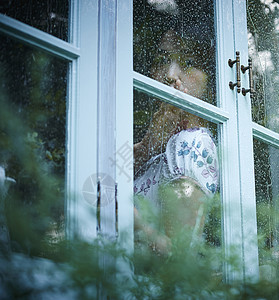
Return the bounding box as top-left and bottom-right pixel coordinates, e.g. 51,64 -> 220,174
171,127 -> 213,140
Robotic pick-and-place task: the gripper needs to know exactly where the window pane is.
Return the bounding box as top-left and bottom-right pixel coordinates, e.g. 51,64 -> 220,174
0,35 -> 68,257
134,89 -> 221,277
0,0 -> 69,41
254,138 -> 279,280
133,0 -> 216,105
247,0 -> 279,133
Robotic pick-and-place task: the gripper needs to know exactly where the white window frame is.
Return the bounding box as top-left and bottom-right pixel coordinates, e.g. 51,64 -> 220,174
234,0 -> 279,280
116,0 -> 264,283
116,0 -> 134,249
0,0 -> 99,241
128,0 -> 245,281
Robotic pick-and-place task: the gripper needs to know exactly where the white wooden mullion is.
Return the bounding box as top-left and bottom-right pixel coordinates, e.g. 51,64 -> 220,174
65,58 -> 79,239
71,0 -> 98,241
69,0 -> 80,46
65,0 -> 80,240
133,71 -> 229,124
0,14 -> 80,60
252,122 -> 279,148
216,0 -> 244,282
116,0 -> 133,250
97,0 -> 117,238
233,0 -> 259,281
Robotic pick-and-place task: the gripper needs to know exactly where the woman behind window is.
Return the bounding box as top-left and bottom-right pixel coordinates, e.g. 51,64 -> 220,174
134,30 -> 219,255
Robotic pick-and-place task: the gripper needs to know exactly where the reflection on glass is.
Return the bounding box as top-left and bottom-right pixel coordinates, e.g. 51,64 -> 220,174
134,89 -> 221,271
133,0 -> 216,105
0,0 -> 69,41
0,35 -> 67,256
247,0 -> 279,132
254,138 -> 279,280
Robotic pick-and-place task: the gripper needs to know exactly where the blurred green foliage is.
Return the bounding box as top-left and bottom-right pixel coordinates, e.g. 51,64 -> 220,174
0,34 -> 66,257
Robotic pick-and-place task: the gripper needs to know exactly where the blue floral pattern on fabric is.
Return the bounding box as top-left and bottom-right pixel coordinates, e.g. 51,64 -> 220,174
135,175 -> 158,196
134,128 -> 219,198
177,131 -> 218,194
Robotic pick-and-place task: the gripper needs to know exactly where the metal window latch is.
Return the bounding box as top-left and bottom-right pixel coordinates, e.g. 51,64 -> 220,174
241,58 -> 254,98
228,51 -> 241,93
96,179 -> 118,238
115,182 -> 118,238
96,177 -> 101,234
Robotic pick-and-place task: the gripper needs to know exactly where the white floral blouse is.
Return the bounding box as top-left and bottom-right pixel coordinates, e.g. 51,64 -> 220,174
134,127 -> 219,202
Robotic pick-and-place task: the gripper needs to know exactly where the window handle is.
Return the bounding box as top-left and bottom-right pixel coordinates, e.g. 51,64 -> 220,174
228,51 -> 241,93
241,58 -> 254,98
96,178 -> 101,234
96,179 -> 118,238
115,182 -> 118,238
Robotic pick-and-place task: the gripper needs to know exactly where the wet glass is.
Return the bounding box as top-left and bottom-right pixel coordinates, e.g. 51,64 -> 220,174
254,138 -> 279,280
0,34 -> 68,256
0,0 -> 69,41
133,0 -> 216,105
247,0 -> 279,133
134,89 -> 221,276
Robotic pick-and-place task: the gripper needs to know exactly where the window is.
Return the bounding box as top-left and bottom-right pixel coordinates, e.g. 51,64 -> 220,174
133,0 -> 222,270
0,0 -> 99,253
130,0 -> 249,282
0,34 -> 68,255
118,0 -> 279,282
2,0 -> 279,284
247,0 -> 279,280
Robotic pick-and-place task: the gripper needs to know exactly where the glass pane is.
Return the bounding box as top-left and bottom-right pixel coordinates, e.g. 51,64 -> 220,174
134,89 -> 221,278
0,0 -> 69,41
247,0 -> 279,133
0,34 -> 68,257
133,0 -> 216,105
254,138 -> 279,280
